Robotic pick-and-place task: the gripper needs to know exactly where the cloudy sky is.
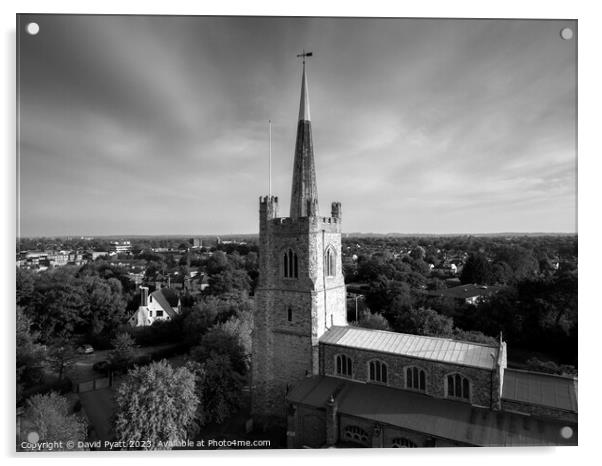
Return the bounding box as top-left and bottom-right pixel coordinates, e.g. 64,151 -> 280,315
17,15 -> 576,236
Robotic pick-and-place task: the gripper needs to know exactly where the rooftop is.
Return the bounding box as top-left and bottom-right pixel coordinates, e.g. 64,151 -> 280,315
150,289 -> 178,318
427,283 -> 503,300
502,368 -> 578,412
320,326 -> 500,370
287,376 -> 577,447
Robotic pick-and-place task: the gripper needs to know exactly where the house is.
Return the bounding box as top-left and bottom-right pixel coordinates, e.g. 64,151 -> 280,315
128,286 -> 181,327
427,283 -> 502,305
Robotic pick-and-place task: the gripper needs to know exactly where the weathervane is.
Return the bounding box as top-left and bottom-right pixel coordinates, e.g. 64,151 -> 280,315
296,50 -> 313,65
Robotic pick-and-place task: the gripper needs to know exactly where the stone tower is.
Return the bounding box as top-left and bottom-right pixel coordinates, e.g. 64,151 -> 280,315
252,58 -> 348,420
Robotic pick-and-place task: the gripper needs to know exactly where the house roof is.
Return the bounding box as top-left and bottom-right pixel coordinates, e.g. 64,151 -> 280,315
320,326 -> 499,370
428,284 -> 503,300
287,376 -> 576,447
150,289 -> 177,318
502,368 -> 578,412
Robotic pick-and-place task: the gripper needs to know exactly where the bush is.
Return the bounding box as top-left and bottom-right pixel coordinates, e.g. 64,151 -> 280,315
526,357 -> 577,376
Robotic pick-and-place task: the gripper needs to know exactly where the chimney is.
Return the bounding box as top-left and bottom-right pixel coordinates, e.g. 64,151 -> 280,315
140,286 -> 149,307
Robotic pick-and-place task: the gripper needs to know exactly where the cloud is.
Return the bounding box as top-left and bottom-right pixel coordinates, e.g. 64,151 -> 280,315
17,16 -> 576,236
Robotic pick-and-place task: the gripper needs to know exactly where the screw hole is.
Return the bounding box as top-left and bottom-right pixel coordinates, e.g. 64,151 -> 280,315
560,426 -> 573,439
560,27 -> 573,40
26,22 -> 39,36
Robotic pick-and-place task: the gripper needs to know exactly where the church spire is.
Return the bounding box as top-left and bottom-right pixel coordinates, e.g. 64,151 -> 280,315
290,52 -> 318,218
298,61 -> 311,122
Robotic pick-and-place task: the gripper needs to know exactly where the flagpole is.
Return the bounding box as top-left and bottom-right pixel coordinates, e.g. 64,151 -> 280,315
268,119 -> 272,197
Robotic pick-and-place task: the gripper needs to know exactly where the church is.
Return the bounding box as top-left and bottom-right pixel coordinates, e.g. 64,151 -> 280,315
251,56 -> 577,448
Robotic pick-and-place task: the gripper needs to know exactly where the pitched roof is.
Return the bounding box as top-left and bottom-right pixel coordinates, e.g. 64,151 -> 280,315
427,284 -> 503,300
287,376 -> 577,447
502,368 -> 578,412
320,326 -> 499,370
150,289 -> 177,318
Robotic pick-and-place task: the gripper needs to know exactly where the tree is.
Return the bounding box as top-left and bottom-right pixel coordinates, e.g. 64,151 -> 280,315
114,361 -> 199,450
208,268 -> 251,295
23,267 -> 130,344
22,392 -> 87,450
460,253 -> 492,285
47,341 -> 77,381
16,267 -> 35,307
181,304 -> 216,347
191,327 -> 247,375
206,251 -> 230,275
108,332 -> 136,370
356,311 -> 391,331
83,275 -> 128,338
191,352 -> 245,425
16,306 -> 45,401
216,308 -> 253,359
394,307 -> 454,337
494,245 -> 540,281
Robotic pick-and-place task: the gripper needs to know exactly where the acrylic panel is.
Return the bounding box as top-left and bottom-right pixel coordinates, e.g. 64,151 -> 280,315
16,15 -> 577,452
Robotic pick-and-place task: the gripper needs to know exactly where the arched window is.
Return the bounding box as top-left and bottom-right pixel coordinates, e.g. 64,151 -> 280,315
391,437 -> 417,448
368,360 -> 388,384
287,307 -> 292,322
406,366 -> 426,392
325,247 -> 335,276
446,373 -> 470,400
335,354 -> 353,377
343,425 -> 369,445
283,249 -> 299,278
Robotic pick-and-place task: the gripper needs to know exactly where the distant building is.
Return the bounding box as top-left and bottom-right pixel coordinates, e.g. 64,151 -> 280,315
109,240 -> 131,254
128,286 -> 180,327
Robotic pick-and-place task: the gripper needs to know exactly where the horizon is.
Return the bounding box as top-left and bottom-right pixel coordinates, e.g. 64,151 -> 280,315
18,16 -> 577,237
16,231 -> 578,241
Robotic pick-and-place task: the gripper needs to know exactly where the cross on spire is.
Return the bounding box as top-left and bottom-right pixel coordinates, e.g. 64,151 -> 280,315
296,50 -> 313,65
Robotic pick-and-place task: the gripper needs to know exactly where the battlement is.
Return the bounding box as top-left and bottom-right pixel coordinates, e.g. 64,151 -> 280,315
259,195 -> 280,222
331,201 -> 342,220
267,213 -> 341,234
259,195 -> 279,205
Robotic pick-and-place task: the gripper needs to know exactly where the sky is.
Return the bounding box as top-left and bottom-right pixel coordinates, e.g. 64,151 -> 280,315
17,15 -> 577,236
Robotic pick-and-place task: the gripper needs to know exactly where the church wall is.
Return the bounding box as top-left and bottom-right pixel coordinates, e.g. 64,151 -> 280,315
320,343 -> 498,408
501,399 -> 577,423
286,402 -> 474,448
337,414 -> 471,448
288,404 -> 327,448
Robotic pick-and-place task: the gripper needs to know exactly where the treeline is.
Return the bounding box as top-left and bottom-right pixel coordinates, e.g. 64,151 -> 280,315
344,235 -> 578,370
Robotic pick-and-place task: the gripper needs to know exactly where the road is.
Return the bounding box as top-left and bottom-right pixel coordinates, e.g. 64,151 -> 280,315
79,388 -> 115,443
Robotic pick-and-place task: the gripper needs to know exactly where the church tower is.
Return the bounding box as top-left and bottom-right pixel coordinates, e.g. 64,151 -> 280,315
252,56 -> 348,420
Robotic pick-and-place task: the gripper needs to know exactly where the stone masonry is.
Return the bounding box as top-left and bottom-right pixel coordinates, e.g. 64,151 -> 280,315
320,343 -> 503,408
251,60 -> 348,420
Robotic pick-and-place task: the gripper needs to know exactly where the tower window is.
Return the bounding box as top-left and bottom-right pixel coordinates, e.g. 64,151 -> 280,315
325,247 -> 335,276
283,248 -> 299,278
287,307 -> 292,322
405,366 -> 427,392
446,373 -> 470,400
368,360 -> 388,384
335,354 -> 353,377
